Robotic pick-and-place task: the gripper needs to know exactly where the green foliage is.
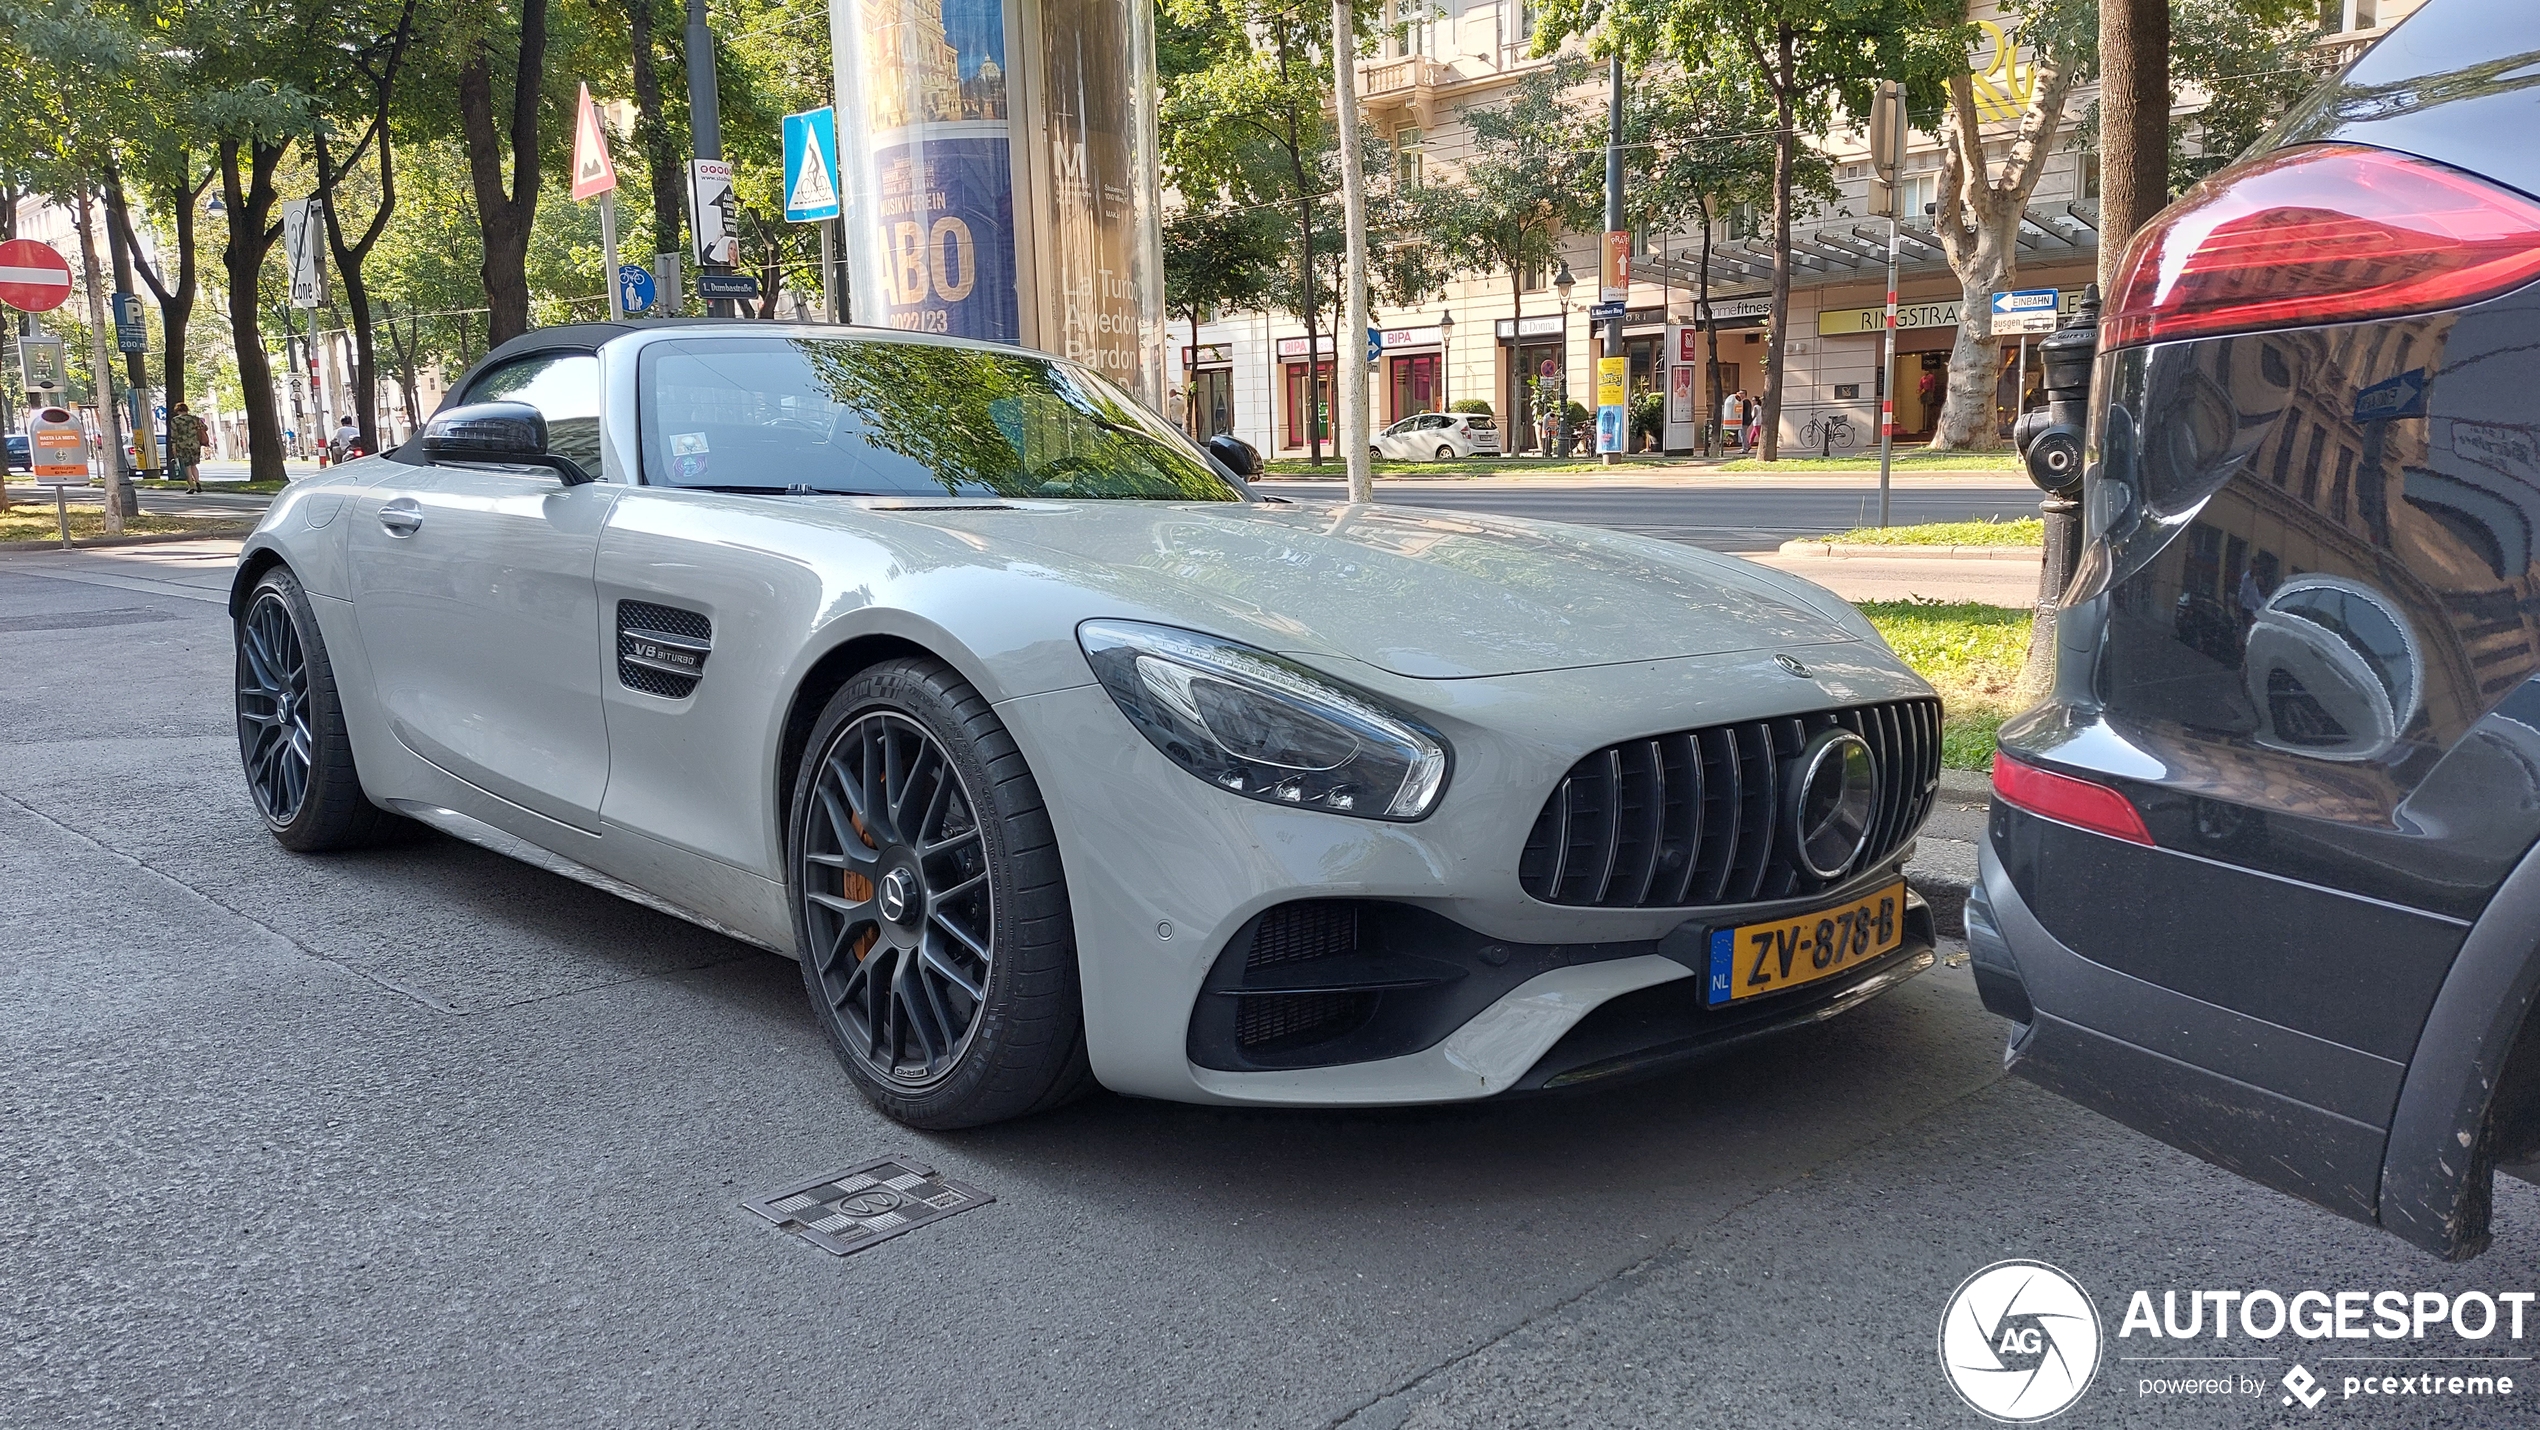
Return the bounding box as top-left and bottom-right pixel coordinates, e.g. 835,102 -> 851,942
1815,516 -> 2044,545
1447,397 -> 1495,415
1853,597 -> 2033,768
1164,201 -> 1284,334
1412,59 -> 1598,313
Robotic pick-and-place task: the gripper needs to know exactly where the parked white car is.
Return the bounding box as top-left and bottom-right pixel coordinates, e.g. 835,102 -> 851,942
231,322 -> 1941,1129
1373,411 -> 1499,460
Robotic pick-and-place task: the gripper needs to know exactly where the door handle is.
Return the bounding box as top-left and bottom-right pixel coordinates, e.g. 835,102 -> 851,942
378,498 -> 423,536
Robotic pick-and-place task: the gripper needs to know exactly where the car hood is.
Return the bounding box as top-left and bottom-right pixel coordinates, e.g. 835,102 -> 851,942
949,499 -> 1861,678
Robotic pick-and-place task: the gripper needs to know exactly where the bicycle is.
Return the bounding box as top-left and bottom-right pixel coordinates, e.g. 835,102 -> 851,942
1800,412 -> 1858,456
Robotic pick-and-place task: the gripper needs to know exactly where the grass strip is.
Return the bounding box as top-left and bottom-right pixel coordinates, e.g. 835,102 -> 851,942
1853,598 -> 2032,769
1812,516 -> 2043,547
0,509 -> 249,543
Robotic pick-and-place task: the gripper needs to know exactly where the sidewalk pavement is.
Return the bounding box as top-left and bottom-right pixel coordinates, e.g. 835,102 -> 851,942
1742,548 -> 2039,605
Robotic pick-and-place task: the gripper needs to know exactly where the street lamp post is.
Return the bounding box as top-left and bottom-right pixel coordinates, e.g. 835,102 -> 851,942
1436,309 -> 1453,411
1552,261 -> 1575,457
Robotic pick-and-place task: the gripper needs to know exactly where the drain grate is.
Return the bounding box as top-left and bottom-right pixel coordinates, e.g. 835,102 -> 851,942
741,1156 -> 991,1256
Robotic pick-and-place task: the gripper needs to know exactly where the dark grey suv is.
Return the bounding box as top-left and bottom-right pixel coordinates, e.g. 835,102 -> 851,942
1973,0 -> 2540,1260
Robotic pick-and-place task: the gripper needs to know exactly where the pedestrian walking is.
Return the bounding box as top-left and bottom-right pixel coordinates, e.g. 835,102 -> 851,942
1742,392 -> 1762,454
168,402 -> 209,494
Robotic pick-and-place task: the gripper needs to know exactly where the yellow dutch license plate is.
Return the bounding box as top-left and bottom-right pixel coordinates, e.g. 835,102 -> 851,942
1705,881 -> 1907,1006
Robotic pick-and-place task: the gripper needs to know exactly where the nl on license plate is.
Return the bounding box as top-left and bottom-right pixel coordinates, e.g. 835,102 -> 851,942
1706,881 -> 1906,1006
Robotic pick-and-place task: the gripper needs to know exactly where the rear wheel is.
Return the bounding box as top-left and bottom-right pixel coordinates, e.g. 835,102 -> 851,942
235,565 -> 400,851
788,657 -> 1091,1128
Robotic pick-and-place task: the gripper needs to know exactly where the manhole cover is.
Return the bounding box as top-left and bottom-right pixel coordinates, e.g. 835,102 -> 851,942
741,1156 -> 991,1256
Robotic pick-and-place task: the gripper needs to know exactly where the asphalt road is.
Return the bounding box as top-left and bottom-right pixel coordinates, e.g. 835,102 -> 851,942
6,544 -> 2537,1430
1253,476 -> 2044,551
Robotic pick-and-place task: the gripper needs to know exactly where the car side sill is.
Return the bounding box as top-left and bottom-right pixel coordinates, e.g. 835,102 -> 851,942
388,800 -> 790,955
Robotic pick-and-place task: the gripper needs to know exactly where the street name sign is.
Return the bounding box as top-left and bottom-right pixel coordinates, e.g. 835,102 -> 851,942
0,239 -> 72,311
783,108 -> 843,222
697,272 -> 760,299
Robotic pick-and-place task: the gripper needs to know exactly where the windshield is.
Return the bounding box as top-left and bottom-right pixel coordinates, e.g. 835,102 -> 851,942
638,335 -> 1240,501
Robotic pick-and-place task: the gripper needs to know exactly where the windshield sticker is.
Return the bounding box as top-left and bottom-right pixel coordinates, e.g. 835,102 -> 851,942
671,431 -> 709,480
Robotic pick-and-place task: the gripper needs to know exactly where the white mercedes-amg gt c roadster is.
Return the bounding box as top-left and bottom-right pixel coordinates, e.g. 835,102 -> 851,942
231,322 -> 1942,1127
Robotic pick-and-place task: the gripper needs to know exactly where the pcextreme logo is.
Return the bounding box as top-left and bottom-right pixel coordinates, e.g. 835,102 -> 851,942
1938,1260 -> 2104,1422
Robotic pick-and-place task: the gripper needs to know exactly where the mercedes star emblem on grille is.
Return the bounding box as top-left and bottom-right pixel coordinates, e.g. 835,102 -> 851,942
1787,729 -> 1878,880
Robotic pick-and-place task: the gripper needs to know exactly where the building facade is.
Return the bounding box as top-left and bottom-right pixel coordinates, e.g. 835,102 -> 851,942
1176,0 -> 2423,459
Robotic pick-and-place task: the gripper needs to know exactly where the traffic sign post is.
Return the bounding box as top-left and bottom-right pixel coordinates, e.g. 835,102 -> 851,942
0,239 -> 72,312
110,291 -> 148,352
1990,288 -> 2059,335
571,82 -> 625,321
784,108 -> 843,322
617,263 -> 657,315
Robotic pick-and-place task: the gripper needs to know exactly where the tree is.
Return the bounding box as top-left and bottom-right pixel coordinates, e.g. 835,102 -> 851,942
1624,70 -> 1798,452
623,0 -> 687,264
1162,0 -> 1380,465
1413,60 -> 1598,451
1162,201 -> 1281,431
450,0 -> 555,346
1927,0 -> 2085,450
1543,0 -> 1957,460
315,0 -> 419,453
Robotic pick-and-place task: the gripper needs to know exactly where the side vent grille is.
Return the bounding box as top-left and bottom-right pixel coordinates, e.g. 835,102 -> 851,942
1233,903 -> 1373,1050
617,600 -> 713,699
1518,698 -> 1942,909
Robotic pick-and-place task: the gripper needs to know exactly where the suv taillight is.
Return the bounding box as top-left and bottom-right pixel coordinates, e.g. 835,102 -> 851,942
2104,143 -> 2540,350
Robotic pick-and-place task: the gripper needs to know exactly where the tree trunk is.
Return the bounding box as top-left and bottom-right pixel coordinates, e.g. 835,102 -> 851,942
1333,0 -> 1372,504
628,0 -> 685,259
107,166 -> 200,418
1699,201 -> 1721,459
72,186 -> 131,530
1509,262 -> 1526,452
1757,27 -> 1796,463
2100,0 -> 2170,293
219,139 -> 289,485
456,0 -> 550,346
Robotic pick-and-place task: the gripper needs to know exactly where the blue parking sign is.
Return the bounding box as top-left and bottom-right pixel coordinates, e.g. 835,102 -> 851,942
783,108 -> 843,223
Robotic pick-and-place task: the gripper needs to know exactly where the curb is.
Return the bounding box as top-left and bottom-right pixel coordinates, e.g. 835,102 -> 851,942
1910,768 -> 1992,939
1776,539 -> 2045,561
0,524 -> 255,554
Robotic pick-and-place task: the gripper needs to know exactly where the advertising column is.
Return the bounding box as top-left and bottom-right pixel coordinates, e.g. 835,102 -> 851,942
831,0 -> 1164,406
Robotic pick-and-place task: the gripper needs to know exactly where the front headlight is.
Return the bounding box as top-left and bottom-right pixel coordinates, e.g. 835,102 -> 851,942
1078,619 -> 1451,820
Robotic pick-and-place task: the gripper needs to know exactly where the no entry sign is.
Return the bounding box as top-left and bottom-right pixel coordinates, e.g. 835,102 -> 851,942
0,239 -> 72,312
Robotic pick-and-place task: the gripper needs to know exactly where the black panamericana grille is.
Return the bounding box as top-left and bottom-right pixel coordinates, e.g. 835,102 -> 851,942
1518,698 -> 1942,909
616,600 -> 712,699
1233,903 -> 1374,1050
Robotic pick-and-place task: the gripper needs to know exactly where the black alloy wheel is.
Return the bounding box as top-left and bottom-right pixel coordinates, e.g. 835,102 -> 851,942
790,657 -> 1092,1127
802,710 -> 996,1084
237,589 -> 313,824
232,565 -> 402,851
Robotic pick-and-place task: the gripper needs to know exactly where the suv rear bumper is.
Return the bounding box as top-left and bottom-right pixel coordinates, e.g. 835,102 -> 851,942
1968,828 -> 2403,1227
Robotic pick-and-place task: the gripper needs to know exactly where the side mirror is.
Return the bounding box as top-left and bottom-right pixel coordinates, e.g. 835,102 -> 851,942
418,401 -> 593,484
1205,432 -> 1261,479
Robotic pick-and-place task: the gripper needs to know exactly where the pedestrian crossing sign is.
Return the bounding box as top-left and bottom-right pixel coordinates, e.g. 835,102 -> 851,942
783,107 -> 842,223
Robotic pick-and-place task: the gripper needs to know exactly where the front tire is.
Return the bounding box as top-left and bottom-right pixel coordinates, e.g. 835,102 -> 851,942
1434,443 -> 1455,460
788,657 -> 1092,1128
235,565 -> 400,851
